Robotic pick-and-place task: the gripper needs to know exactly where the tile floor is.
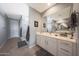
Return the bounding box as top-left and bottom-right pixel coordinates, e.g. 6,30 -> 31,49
0,38 -> 53,56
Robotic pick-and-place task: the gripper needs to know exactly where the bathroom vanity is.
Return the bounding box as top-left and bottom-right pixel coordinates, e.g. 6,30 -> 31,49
36,32 -> 77,56
36,4 -> 78,56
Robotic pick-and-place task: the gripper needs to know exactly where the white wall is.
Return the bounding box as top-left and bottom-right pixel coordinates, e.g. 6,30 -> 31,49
73,3 -> 79,12
29,7 -> 42,47
41,17 -> 47,32
0,14 -> 8,47
43,4 -> 72,17
0,3 -> 29,40
0,3 -> 29,16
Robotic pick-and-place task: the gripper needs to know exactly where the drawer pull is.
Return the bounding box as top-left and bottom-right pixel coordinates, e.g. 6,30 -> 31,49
60,48 -> 70,53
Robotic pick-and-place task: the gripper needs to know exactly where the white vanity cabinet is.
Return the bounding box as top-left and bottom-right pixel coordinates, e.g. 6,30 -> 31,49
36,35 -> 41,46
36,33 -> 76,56
58,40 -> 73,56
36,35 -> 58,55
46,37 -> 57,55
36,35 -> 46,49
40,35 -> 47,50
58,40 -> 77,56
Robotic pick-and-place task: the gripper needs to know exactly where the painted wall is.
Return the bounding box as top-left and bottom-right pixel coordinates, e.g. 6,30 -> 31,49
0,14 -> 8,47
43,4 -> 72,17
29,7 -> 42,47
0,3 -> 29,40
73,3 -> 79,12
0,3 -> 29,16
41,17 -> 47,32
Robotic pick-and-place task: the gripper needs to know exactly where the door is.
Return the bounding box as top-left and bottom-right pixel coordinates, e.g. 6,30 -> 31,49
0,14 -> 7,45
9,19 -> 20,38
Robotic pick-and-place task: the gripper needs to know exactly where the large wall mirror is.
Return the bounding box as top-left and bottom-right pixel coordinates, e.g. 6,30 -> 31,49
42,4 -> 74,35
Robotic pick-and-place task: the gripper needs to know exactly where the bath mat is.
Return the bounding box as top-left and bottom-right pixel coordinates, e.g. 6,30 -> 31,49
17,41 -> 27,48
35,46 -> 53,56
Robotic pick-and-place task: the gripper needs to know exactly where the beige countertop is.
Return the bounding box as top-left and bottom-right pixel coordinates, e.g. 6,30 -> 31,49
37,32 -> 76,43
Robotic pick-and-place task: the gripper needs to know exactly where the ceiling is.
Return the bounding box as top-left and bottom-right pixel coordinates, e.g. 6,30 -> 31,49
28,3 -> 56,13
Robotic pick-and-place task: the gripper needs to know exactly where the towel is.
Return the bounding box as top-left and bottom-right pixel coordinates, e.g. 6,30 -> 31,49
26,26 -> 30,41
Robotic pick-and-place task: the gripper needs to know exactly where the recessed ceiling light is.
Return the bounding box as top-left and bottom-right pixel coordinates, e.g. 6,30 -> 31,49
47,3 -> 51,6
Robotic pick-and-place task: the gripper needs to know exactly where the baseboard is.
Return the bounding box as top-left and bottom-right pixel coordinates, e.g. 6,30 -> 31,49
8,37 -> 20,40
29,44 -> 36,48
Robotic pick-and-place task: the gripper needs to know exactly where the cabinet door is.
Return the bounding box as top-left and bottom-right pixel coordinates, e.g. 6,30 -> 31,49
47,37 -> 57,55
41,36 -> 47,50
37,35 -> 47,49
37,35 -> 49,50
37,35 -> 43,46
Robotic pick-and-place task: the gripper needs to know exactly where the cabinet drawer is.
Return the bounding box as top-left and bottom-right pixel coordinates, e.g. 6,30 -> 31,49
59,40 -> 72,53
59,40 -> 72,47
58,49 -> 72,56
